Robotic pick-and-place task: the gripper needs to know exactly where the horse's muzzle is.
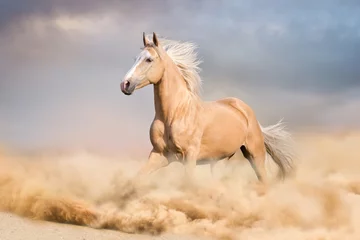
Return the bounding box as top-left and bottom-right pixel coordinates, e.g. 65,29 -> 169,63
120,80 -> 135,95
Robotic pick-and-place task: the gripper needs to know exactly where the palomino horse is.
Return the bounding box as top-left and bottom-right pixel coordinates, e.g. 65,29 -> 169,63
120,32 -> 295,184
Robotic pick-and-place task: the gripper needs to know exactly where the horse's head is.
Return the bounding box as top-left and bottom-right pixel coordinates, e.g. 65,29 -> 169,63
120,32 -> 165,95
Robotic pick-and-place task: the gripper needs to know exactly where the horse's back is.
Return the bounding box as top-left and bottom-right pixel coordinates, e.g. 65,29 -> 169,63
212,97 -> 262,130
213,97 -> 254,119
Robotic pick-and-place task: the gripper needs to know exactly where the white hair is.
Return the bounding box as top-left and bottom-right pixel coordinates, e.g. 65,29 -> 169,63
146,34 -> 203,96
260,119 -> 296,179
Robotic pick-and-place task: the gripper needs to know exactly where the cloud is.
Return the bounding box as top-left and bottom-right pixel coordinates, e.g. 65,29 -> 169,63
1,0 -> 360,151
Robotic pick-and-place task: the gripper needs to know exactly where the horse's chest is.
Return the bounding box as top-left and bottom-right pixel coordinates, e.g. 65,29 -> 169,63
166,130 -> 185,152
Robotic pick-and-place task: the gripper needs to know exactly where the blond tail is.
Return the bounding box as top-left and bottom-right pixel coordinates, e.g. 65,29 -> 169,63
260,119 -> 296,179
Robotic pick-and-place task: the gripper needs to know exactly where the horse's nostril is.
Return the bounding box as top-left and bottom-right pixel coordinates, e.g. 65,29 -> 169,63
124,80 -> 130,89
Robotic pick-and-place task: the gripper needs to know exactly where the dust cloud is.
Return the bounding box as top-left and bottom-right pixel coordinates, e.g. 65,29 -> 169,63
1,131 -> 360,240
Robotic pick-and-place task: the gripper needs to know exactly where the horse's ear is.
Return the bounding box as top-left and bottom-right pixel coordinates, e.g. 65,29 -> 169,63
153,32 -> 159,47
143,32 -> 149,46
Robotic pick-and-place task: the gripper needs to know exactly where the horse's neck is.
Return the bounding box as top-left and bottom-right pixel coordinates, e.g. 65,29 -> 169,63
153,64 -> 198,123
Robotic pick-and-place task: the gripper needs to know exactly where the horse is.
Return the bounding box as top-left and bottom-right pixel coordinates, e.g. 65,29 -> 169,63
120,32 -> 295,184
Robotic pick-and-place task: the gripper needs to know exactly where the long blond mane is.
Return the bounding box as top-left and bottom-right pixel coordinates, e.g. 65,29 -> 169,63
147,34 -> 203,96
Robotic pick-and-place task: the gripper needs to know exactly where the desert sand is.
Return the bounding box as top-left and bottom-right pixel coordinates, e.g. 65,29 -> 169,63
0,211 -> 205,240
1,131 -> 360,240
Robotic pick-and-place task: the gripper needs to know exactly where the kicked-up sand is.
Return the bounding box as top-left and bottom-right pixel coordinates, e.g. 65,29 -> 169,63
0,131 -> 360,240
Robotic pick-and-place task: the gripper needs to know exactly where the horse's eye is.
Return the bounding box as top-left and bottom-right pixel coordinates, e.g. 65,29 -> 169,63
146,58 -> 153,63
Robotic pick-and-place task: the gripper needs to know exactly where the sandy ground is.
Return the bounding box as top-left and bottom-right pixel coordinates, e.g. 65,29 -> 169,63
0,212 -> 205,240
0,131 -> 360,240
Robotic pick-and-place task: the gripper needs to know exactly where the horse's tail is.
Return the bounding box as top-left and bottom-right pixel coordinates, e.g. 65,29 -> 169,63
260,119 -> 296,180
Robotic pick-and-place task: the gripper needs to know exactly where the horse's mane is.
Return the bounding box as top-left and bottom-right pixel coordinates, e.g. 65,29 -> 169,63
147,34 -> 203,96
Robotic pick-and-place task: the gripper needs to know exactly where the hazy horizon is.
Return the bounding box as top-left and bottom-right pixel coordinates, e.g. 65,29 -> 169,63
1,0 -> 360,153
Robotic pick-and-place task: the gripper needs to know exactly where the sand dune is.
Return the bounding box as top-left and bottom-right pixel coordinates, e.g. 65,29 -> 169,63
0,131 -> 360,240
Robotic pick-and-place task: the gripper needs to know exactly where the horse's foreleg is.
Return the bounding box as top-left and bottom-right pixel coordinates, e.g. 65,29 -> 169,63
183,148 -> 199,182
137,149 -> 169,176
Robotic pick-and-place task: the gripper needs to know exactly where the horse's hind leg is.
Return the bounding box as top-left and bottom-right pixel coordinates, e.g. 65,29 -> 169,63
210,160 -> 216,176
210,153 -> 236,177
240,145 -> 268,184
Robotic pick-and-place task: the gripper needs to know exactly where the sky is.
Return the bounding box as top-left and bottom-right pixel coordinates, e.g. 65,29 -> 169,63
0,0 -> 360,153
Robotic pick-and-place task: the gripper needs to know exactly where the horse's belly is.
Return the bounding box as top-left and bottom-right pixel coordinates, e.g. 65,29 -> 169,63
198,135 -> 243,160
